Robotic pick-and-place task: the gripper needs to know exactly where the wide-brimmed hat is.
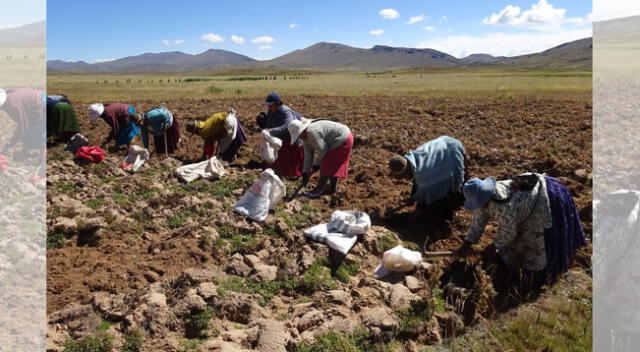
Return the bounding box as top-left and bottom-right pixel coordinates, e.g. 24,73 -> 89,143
261,92 -> 281,106
88,103 -> 104,122
0,89 -> 6,108
287,118 -> 312,145
463,177 -> 497,210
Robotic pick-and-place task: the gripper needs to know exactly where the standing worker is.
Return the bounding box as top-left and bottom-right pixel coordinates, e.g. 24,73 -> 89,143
387,136 -> 467,224
133,106 -> 181,156
186,109 -> 246,162
287,118 -> 354,198
88,102 -> 140,151
257,92 -> 304,177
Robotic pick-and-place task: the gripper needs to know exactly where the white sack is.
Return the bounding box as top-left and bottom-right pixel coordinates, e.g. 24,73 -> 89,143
328,210 -> 371,235
303,210 -> 370,255
233,168 -> 286,222
120,145 -> 150,173
258,130 -> 282,164
304,224 -> 358,255
175,156 -> 226,183
374,245 -> 422,279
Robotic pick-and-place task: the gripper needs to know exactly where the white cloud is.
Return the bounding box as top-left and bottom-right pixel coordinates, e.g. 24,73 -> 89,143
251,36 -> 275,44
174,39 -> 184,45
201,33 -> 224,43
162,39 -> 170,46
406,15 -> 425,25
482,0 -> 591,31
594,0 -> 640,21
94,58 -> 115,63
370,29 -> 384,36
254,57 -> 273,61
442,15 -> 448,21
289,23 -> 299,28
379,8 -> 400,19
416,28 -> 592,58
258,45 -> 272,50
231,35 -> 245,44
424,26 -> 436,32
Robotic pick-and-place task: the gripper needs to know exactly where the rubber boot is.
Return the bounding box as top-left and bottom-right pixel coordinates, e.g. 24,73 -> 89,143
328,177 -> 338,194
307,176 -> 329,198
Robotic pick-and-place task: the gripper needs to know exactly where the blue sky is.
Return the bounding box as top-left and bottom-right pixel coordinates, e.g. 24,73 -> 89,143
47,0 -> 593,62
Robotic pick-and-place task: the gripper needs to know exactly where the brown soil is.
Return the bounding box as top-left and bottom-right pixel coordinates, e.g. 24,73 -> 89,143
46,95 -> 592,350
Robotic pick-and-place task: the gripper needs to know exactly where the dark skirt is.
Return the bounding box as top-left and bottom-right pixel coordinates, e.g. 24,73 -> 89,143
220,120 -> 246,162
153,119 -> 180,154
531,176 -> 586,286
416,189 -> 465,225
268,138 -> 304,178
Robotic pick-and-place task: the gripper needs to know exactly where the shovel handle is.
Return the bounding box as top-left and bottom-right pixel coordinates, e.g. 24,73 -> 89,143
422,250 -> 483,258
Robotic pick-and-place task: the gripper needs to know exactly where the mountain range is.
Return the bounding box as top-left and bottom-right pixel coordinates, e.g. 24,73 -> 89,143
0,21 -> 45,46
46,33 -> 592,73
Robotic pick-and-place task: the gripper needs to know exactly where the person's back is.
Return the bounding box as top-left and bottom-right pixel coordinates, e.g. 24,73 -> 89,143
196,112 -> 227,142
144,107 -> 173,135
408,136 -> 466,205
305,120 -> 350,152
102,103 -> 130,130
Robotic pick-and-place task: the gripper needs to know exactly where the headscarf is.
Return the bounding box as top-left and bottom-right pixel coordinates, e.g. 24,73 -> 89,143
88,103 -> 104,122
0,89 -> 6,108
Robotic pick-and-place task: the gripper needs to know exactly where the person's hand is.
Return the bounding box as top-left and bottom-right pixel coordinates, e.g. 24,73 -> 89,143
301,173 -> 310,185
311,164 -> 320,174
481,243 -> 497,262
455,241 -> 473,257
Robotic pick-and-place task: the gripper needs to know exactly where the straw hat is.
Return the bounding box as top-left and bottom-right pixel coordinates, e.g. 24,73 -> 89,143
287,118 -> 312,145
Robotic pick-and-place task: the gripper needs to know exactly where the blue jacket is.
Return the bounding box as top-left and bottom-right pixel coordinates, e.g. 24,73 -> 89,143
266,104 -> 302,140
141,107 -> 173,148
406,136 -> 466,205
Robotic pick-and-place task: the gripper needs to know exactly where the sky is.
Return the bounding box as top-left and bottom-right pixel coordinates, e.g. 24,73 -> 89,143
0,0 -> 45,28
45,0 -> 598,62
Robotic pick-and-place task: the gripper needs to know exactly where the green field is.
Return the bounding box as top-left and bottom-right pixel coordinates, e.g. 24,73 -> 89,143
47,67 -> 592,102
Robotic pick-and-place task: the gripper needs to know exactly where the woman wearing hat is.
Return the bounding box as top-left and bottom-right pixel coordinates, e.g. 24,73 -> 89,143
134,106 -> 181,155
388,136 -> 466,224
287,118 -> 353,198
456,173 -> 586,291
186,109 -> 246,162
258,92 -> 305,177
88,102 -> 140,150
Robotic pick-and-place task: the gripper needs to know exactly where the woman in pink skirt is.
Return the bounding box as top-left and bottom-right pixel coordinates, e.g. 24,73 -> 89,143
257,92 -> 305,178
287,118 -> 353,198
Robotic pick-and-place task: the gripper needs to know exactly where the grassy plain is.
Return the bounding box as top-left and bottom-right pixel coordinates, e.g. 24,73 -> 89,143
47,67 -> 592,103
